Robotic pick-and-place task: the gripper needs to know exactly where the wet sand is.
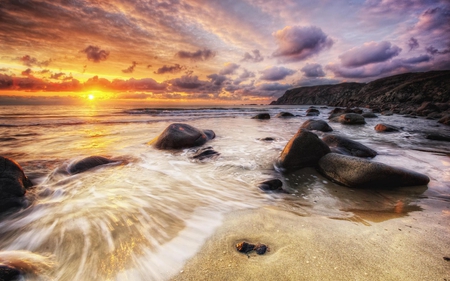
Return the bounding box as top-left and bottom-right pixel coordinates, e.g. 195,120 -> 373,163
171,206 -> 450,281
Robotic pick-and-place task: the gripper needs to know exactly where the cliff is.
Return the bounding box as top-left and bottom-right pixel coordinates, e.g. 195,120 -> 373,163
270,70 -> 450,110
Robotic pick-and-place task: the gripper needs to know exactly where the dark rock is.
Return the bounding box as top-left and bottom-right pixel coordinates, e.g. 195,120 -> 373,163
381,111 -> 394,116
258,179 -> 283,192
444,257 -> 450,261
68,156 -> 115,174
258,137 -> 275,141
236,242 -> 255,253
192,147 -> 220,160
254,244 -> 268,255
278,129 -> 331,172
438,115 -> 450,125
317,153 -> 430,188
276,112 -> 294,118
251,113 -> 270,119
361,112 -> 378,118
425,112 -> 441,119
416,102 -> 440,116
306,108 -> 320,116
0,156 -> 32,204
371,108 -> 381,113
203,130 -> 216,140
403,114 -> 417,118
322,135 -> 377,158
151,123 -> 215,149
0,265 -> 22,281
332,113 -> 366,125
426,133 -> 450,142
353,108 -> 363,114
300,119 -> 333,132
374,123 -> 401,132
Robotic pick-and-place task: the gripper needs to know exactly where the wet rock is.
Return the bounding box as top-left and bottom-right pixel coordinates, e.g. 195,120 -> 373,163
444,256 -> 450,261
258,137 -> 275,141
300,119 -> 333,132
352,108 -> 363,114
361,112 -> 378,118
192,147 -> 220,160
416,102 -> 440,116
258,179 -> 283,192
426,133 -> 450,142
236,242 -> 255,253
425,112 -> 441,120
438,115 -> 450,126
151,123 -> 215,149
306,108 -> 320,116
251,113 -> 270,119
332,113 -> 366,125
317,153 -> 430,188
278,129 -> 331,172
374,123 -> 401,132
0,265 -> 22,281
0,157 -> 33,213
203,130 -> 216,140
276,112 -> 295,118
254,244 -> 268,255
322,135 -> 377,158
381,111 -> 394,116
68,156 -> 115,175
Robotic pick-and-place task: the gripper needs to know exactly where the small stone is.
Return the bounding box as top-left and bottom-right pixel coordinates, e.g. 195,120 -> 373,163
444,256 -> 450,261
236,242 -> 255,253
254,244 -> 268,255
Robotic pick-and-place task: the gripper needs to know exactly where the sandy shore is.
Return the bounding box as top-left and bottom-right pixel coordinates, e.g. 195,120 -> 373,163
171,206 -> 449,281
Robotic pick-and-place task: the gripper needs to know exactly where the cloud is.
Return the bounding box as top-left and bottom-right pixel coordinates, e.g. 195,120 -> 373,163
239,69 -> 255,79
80,45 -> 110,63
339,41 -> 402,68
402,54 -> 432,64
272,25 -> 334,62
50,72 -> 66,80
18,55 -> 51,67
176,49 -> 216,61
260,66 -> 296,81
415,6 -> 450,33
207,74 -> 228,86
241,50 -> 264,62
408,37 -> 419,52
219,63 -> 240,75
154,64 -> 185,74
0,68 -> 9,72
301,63 -> 325,77
426,45 -> 450,55
122,61 -> 138,73
170,75 -> 205,89
21,68 -> 33,76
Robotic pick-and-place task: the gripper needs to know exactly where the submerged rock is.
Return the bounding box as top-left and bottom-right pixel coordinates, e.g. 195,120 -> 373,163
426,133 -> 450,142
322,135 -> 377,158
150,123 -> 215,149
300,119 -> 333,132
362,112 -> 378,118
251,113 -> 270,120
278,129 -> 330,172
276,112 -> 295,118
258,179 -> 284,192
191,147 -> 220,160
332,113 -> 366,125
68,156 -> 116,175
258,137 -> 275,141
374,123 -> 401,132
317,153 -> 430,188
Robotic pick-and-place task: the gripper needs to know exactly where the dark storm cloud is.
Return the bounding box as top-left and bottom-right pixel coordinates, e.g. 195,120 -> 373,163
301,63 -> 325,77
408,37 -> 419,51
122,61 -> 138,74
241,50 -> 264,62
260,66 -> 296,81
154,64 -> 185,74
339,41 -> 402,68
80,45 -> 110,63
272,26 -> 334,62
219,63 -> 240,75
176,49 -> 216,61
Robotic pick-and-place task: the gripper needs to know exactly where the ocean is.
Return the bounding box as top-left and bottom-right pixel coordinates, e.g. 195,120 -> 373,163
0,104 -> 449,280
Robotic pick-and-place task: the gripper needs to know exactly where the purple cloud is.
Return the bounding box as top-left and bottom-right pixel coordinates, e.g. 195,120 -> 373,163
170,75 -> 205,89
301,63 -> 325,77
339,41 -> 402,68
426,45 -> 450,55
122,61 -> 138,74
18,55 -> 51,67
239,69 -> 255,79
176,49 -> 216,61
219,63 -> 240,75
241,50 -> 264,62
260,66 -> 296,81
80,45 -> 109,63
272,26 -> 334,62
408,37 -> 419,51
154,64 -> 185,74
207,74 -> 228,86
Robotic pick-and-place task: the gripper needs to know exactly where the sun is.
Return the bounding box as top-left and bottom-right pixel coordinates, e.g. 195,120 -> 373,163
88,94 -> 95,100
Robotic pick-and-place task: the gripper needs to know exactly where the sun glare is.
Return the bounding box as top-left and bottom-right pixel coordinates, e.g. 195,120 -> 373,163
88,94 -> 95,100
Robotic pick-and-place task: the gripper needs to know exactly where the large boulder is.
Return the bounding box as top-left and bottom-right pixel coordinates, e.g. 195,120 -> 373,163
317,153 -> 430,188
306,108 -> 320,116
332,113 -> 366,125
276,112 -> 295,118
374,123 -> 401,132
277,129 -> 331,172
0,156 -> 33,213
67,156 -> 116,175
251,113 -> 270,119
322,135 -> 377,157
300,119 -> 333,132
362,112 -> 378,118
151,123 -> 215,149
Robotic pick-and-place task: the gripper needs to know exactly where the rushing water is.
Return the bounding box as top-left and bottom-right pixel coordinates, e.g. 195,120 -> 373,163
0,105 -> 449,280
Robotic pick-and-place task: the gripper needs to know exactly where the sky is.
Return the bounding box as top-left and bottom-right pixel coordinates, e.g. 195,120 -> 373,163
0,0 -> 449,105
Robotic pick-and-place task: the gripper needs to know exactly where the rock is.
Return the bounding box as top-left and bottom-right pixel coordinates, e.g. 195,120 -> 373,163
353,108 -> 363,114
251,113 -> 270,119
276,112 -> 295,118
67,156 -> 115,174
361,112 -> 378,118
416,102 -> 440,116
0,157 -> 33,213
306,108 -> 320,116
438,115 -> 450,125
444,257 -> 450,261
258,179 -> 283,192
236,242 -> 255,253
151,123 -> 215,149
426,133 -> 450,142
258,137 -> 275,141
300,119 -> 333,132
278,129 -> 331,172
203,130 -> 216,140
254,244 -> 268,255
0,265 -> 22,281
374,123 -> 401,132
332,113 -> 366,125
317,153 -> 430,188
191,147 -> 220,160
381,111 -> 394,116
322,135 -> 377,158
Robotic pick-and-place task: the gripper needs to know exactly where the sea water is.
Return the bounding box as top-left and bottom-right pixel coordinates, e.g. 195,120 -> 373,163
0,104 -> 449,280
